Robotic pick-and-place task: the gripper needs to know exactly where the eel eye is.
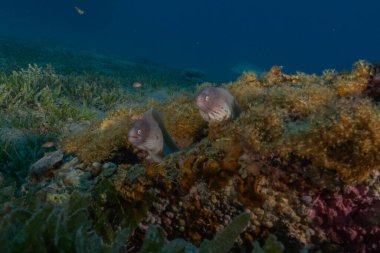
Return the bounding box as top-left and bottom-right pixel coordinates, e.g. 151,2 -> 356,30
137,129 -> 142,135
205,95 -> 209,101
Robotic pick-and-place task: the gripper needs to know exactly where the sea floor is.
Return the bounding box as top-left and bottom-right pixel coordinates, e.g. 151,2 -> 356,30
1,39 -> 380,253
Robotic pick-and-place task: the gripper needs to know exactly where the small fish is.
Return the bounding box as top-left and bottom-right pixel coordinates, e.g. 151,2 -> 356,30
132,82 -> 142,88
42,141 -> 54,148
128,109 -> 179,162
196,86 -> 240,123
75,6 -> 85,15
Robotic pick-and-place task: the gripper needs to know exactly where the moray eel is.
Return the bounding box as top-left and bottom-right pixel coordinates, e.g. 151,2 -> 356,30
128,109 -> 179,162
196,86 -> 240,123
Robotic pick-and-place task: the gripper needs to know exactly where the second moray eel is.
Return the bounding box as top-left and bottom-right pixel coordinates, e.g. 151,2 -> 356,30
196,86 -> 241,123
128,108 -> 179,162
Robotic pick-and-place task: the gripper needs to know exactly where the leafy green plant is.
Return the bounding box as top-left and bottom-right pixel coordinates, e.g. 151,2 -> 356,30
0,191 -> 130,253
0,134 -> 53,188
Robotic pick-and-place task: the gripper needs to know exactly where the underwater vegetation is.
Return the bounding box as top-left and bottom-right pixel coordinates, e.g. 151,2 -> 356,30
0,64 -> 127,134
0,39 -> 202,193
0,190 -> 130,253
0,134 -> 53,188
2,45 -> 380,253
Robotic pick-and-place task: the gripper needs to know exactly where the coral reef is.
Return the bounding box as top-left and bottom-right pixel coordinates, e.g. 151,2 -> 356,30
3,56 -> 380,252
309,186 -> 380,253
51,60 -> 380,251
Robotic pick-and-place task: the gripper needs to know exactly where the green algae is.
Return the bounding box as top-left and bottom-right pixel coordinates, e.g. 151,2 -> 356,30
0,191 -> 130,253
0,134 -> 54,188
0,64 -> 124,134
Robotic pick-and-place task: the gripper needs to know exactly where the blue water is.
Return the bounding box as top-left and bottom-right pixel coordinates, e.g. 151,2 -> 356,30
1,0 -> 380,81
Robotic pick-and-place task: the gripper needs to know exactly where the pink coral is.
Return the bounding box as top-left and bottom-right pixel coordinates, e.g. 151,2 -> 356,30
309,186 -> 380,253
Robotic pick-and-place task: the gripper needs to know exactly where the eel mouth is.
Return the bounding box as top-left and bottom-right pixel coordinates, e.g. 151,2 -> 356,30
128,134 -> 140,143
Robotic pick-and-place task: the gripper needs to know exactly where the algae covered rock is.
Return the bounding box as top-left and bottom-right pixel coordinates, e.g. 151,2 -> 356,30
63,115 -> 136,163
62,94 -> 205,164
12,60 -> 380,252
218,61 -> 380,183
29,150 -> 64,175
289,99 -> 380,182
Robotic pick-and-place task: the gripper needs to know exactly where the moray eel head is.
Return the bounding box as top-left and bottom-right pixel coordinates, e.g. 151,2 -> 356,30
128,109 -> 178,162
196,87 -> 219,112
128,118 -> 150,147
196,86 -> 238,122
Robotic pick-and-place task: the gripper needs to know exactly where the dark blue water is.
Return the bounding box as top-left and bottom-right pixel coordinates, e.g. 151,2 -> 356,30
1,0 -> 380,81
